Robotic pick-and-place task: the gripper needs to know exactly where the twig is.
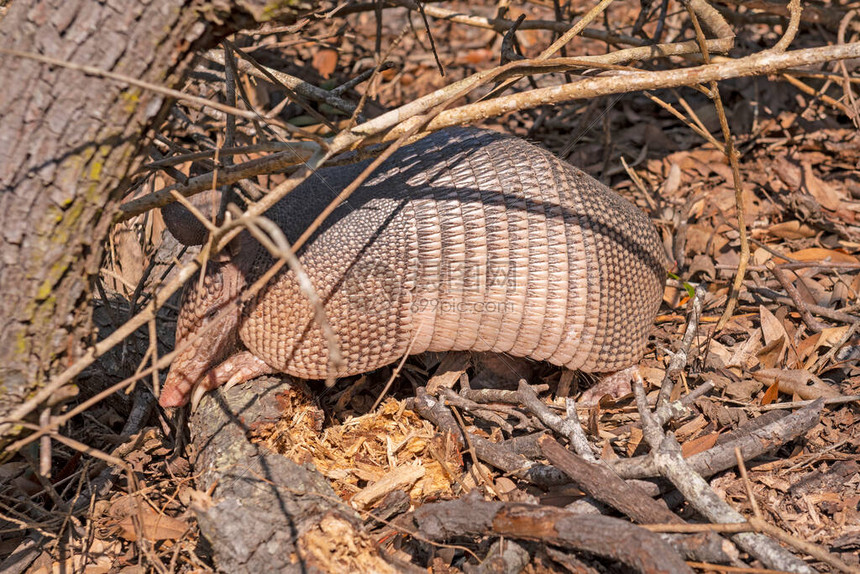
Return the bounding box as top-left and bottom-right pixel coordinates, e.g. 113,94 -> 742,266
128,41 -> 860,222
141,142 -> 308,170
657,284 -> 706,409
203,49 -> 357,115
749,286 -> 859,325
458,384 -> 551,404
219,42 -> 238,224
119,144 -> 319,220
767,261 -> 828,332
488,0 -> 618,98
540,435 -> 674,525
837,10 -> 860,127
437,388 -> 515,434
413,499 -> 695,573
611,395 -> 822,480
500,14 -> 526,64
779,72 -> 855,117
768,0 -> 802,53
757,394 -> 860,411
450,405 -> 496,495
654,380 -> 714,427
409,388 -> 567,487
633,373 -> 816,573
414,0 -> 444,76
331,62 -> 396,96
222,40 -> 336,131
543,0 -> 617,59
517,380 -> 596,461
382,43 -> 860,144
680,0 -> 750,333
0,48 -> 316,137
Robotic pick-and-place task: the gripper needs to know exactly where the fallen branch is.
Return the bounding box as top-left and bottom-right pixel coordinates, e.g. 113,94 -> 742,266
412,499 -> 694,574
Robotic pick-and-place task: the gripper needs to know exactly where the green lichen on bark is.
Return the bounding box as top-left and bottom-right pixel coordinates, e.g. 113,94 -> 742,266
119,88 -> 141,115
261,0 -> 304,20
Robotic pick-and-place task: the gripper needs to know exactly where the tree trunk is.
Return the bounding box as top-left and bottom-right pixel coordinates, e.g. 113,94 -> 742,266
0,0 -> 311,437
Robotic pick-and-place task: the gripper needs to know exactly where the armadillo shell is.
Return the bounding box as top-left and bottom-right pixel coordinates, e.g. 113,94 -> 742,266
238,128 -> 667,379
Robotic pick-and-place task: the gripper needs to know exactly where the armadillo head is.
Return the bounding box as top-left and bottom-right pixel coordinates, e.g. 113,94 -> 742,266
159,254 -> 247,408
159,197 -> 255,408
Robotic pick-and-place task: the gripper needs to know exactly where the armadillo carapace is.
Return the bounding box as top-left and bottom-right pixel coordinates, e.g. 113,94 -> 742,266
159,128 -> 667,407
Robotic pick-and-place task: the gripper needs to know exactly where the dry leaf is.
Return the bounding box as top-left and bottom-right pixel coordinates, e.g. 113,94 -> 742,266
767,220 -> 817,240
116,509 -> 189,542
627,425 -> 643,457
425,352 -> 470,393
674,414 -> 707,442
681,432 -> 720,458
760,305 -> 788,347
688,254 -> 716,280
312,48 -> 338,78
796,332 -> 822,365
817,325 -> 853,349
773,157 -> 801,188
782,247 -> 859,264
802,162 -> 844,211
758,305 -> 790,368
462,49 -> 493,64
761,380 -> 780,405
753,247 -> 773,266
752,368 -> 841,399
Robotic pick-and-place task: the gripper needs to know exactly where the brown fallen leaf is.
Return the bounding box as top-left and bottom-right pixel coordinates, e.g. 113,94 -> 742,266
425,352 -> 470,394
782,247 -> 859,264
115,508 -> 189,542
761,380 -> 780,406
773,156 -> 801,188
767,220 -> 817,240
752,368 -> 842,400
312,48 -> 338,78
681,431 -> 720,458
802,161 -> 845,211
758,305 -> 788,368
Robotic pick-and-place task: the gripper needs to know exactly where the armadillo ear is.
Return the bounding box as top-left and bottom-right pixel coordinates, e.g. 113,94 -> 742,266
161,201 -> 210,246
225,229 -> 258,272
227,232 -> 244,258
161,189 -> 223,246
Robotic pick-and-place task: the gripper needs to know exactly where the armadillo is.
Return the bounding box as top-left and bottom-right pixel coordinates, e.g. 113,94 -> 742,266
158,128 -> 667,408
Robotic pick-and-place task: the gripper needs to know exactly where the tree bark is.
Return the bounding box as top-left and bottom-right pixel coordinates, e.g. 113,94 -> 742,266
0,0 -> 313,438
191,377 -> 393,573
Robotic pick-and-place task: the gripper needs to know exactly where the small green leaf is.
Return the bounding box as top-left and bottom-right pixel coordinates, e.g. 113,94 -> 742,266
668,272 -> 696,298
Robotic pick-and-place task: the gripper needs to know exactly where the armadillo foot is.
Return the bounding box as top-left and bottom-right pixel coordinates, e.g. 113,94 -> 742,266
578,365 -> 639,407
190,352 -> 277,411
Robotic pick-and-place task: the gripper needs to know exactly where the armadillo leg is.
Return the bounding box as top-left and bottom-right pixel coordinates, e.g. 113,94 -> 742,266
189,351 -> 277,411
578,365 -> 639,407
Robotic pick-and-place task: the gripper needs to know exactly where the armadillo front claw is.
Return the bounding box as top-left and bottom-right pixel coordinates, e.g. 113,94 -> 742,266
189,351 -> 278,410
190,381 -> 209,413
221,371 -> 247,393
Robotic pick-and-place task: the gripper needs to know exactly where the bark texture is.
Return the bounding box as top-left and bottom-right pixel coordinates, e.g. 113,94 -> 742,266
0,0 -> 312,433
191,377 -> 392,573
